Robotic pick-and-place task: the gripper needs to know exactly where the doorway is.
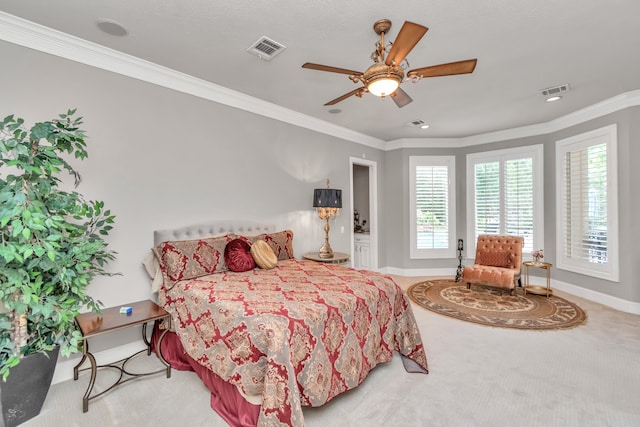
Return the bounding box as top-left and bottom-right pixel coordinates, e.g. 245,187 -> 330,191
350,157 -> 378,270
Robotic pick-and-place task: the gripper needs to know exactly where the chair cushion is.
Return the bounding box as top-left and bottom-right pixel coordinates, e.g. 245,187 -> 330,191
463,265 -> 516,289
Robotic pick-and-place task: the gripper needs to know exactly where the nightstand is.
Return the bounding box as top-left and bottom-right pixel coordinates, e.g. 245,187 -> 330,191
303,251 -> 350,264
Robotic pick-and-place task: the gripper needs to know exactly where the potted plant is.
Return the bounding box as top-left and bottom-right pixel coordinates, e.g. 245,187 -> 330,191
0,110 -> 117,426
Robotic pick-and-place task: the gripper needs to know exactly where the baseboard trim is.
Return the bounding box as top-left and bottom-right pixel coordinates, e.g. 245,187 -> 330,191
382,267 -> 640,314
551,278 -> 640,314
382,267 -> 456,277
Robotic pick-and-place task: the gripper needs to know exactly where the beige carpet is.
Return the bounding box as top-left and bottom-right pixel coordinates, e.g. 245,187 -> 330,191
22,276 -> 640,427
408,279 -> 587,330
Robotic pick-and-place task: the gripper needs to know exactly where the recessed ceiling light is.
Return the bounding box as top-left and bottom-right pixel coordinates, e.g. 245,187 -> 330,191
420,124 -> 430,129
546,96 -> 562,102
328,108 -> 342,114
96,18 -> 128,36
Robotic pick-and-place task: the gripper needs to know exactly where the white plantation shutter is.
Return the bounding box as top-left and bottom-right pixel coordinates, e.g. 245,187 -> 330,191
410,156 -> 455,258
474,162 -> 500,238
416,165 -> 448,249
467,146 -> 543,257
504,158 -> 534,253
564,144 -> 607,261
556,125 -> 618,281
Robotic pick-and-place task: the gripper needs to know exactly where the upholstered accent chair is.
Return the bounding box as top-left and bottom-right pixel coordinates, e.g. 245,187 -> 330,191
463,235 -> 524,295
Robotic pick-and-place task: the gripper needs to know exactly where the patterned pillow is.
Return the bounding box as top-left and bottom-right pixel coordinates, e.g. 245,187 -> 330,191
241,230 -> 294,260
153,234 -> 235,285
224,238 -> 255,272
476,250 -> 514,268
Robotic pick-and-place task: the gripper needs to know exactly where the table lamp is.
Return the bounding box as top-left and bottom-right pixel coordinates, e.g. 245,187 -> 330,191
313,179 -> 342,258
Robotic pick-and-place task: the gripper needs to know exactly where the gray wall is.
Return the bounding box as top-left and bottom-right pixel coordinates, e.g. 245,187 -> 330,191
383,109 -> 640,303
0,40 -> 386,329
2,38 -> 639,312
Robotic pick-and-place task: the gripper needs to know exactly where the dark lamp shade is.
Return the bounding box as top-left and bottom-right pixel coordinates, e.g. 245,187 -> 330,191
313,188 -> 342,208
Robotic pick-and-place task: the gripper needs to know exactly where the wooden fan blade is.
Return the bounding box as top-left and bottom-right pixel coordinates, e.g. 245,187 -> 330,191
324,87 -> 364,106
302,62 -> 363,76
390,87 -> 413,108
408,59 -> 478,78
385,21 -> 428,66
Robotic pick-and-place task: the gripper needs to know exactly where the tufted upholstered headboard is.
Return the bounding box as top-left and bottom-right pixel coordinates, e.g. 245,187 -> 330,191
153,221 -> 276,245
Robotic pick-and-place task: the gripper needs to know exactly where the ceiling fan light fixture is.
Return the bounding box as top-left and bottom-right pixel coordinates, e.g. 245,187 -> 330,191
367,76 -> 400,97
363,63 -> 404,98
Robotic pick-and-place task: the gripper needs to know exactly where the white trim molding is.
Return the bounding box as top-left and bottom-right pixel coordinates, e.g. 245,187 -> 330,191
555,124 -> 619,282
349,157 -> 379,270
549,278 -> 640,315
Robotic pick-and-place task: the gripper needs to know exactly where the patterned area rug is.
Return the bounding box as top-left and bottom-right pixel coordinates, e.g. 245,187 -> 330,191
408,280 -> 587,330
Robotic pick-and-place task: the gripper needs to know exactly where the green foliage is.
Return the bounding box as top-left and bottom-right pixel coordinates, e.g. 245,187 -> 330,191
0,110 -> 117,380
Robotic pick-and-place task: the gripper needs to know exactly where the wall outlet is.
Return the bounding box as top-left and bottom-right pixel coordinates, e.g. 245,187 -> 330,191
340,226 -> 345,233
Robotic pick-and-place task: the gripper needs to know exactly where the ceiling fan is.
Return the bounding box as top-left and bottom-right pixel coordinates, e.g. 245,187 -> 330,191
302,19 -> 477,108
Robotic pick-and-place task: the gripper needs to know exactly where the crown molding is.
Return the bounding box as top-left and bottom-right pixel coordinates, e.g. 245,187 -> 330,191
2,11 -> 638,152
0,12 -> 385,150
386,89 -> 640,150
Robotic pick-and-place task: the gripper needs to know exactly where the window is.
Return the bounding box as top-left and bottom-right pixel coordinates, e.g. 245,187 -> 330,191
410,156 -> 456,258
466,145 -> 544,257
556,125 -> 619,281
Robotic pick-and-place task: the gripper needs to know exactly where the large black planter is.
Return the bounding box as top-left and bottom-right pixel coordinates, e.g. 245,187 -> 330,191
0,346 -> 59,427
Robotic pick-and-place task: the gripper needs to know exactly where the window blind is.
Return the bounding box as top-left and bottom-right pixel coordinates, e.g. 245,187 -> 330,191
504,158 -> 534,253
415,165 -> 449,249
410,155 -> 456,259
474,162 -> 500,239
467,146 -> 543,260
563,142 -> 608,263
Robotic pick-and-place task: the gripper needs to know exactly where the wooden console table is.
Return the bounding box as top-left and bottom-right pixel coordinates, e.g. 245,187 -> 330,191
73,300 -> 171,412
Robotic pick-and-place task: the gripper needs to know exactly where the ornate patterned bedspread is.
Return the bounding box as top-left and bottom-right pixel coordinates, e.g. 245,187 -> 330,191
158,259 -> 428,427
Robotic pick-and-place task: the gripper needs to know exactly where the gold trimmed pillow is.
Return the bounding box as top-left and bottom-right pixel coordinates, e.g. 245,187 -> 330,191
250,239 -> 278,269
242,230 -> 294,260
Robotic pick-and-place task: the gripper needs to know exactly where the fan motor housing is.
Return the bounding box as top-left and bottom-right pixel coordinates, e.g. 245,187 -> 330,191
363,63 -> 405,83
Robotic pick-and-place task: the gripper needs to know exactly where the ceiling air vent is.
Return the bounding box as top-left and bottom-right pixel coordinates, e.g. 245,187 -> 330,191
247,36 -> 286,61
407,119 -> 426,127
540,83 -> 570,97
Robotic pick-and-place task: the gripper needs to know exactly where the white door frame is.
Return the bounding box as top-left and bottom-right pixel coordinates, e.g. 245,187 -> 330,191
349,157 -> 378,270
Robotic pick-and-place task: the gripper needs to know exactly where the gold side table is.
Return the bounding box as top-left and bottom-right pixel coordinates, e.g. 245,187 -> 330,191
303,252 -> 350,264
523,261 -> 553,297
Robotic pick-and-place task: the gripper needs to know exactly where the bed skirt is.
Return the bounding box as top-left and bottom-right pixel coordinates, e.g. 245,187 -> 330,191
151,322 -> 261,427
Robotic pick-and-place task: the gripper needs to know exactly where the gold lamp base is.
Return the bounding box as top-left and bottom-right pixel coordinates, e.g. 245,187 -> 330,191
318,216 -> 334,258
318,243 -> 334,259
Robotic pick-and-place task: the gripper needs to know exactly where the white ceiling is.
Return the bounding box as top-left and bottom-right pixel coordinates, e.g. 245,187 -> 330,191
1,0 -> 639,142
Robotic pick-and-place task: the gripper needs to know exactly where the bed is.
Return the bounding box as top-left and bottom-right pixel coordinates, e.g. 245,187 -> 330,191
145,221 -> 428,427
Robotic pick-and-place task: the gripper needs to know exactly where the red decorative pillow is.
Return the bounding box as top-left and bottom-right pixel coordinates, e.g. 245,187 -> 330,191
224,238 -> 255,272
